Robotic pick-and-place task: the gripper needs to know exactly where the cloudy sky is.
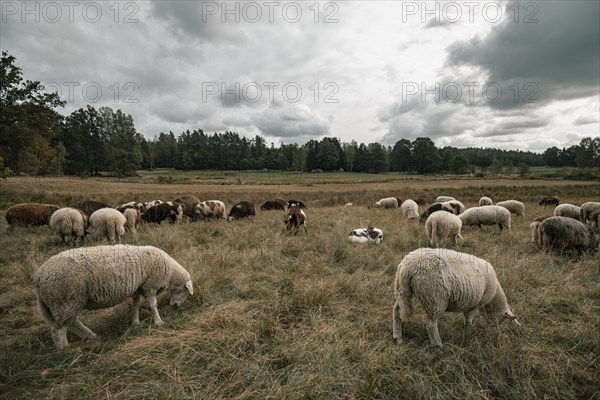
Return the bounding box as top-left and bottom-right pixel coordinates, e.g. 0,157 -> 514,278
2,0 -> 598,152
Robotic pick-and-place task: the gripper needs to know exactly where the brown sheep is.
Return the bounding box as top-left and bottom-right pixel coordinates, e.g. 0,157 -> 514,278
5,203 -> 60,232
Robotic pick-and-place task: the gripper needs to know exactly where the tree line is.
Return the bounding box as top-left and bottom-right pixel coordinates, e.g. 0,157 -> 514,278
1,52 -> 598,177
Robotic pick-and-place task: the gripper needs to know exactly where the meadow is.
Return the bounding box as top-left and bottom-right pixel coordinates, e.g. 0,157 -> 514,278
0,174 -> 598,399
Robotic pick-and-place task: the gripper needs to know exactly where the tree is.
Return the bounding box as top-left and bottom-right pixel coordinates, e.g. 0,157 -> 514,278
100,107 -> 143,176
316,138 -> 340,170
449,154 -> 469,174
343,140 -> 357,172
390,139 -> 413,172
60,105 -> 105,175
412,137 -> 440,174
0,51 -> 65,174
575,137 -> 600,168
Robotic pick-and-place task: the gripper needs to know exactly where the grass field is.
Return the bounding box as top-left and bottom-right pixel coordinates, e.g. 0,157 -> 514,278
0,174 -> 598,399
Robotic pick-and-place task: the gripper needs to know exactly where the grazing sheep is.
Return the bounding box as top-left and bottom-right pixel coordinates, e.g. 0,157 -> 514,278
286,205 -> 307,235
435,196 -> 455,203
347,226 -> 383,244
537,216 -> 599,254
116,202 -> 146,214
142,202 -> 183,224
539,196 -> 560,207
529,215 -> 553,244
425,212 -> 463,247
459,206 -> 511,232
122,208 -> 140,234
447,200 -> 466,215
400,199 -> 420,222
553,204 -> 581,221
49,207 -> 89,246
344,203 -> 353,207
414,197 -> 428,206
194,200 -> 226,220
70,200 -> 110,217
144,200 -> 164,209
479,197 -> 493,206
228,201 -> 256,221
419,202 -> 456,222
496,200 -> 525,218
173,195 -> 201,221
260,198 -> 287,211
90,208 -> 127,242
374,197 -> 402,208
5,203 -> 59,231
33,245 -> 193,349
580,202 -> 600,224
392,248 -> 518,347
589,210 -> 600,228
287,200 -> 306,209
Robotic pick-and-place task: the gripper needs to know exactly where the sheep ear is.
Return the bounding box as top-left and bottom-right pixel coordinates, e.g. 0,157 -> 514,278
185,280 -> 194,295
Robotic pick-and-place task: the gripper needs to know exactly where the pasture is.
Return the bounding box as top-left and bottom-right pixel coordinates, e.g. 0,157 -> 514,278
0,175 -> 598,399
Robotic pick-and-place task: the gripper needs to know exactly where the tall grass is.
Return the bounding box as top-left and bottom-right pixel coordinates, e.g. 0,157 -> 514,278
0,177 -> 598,399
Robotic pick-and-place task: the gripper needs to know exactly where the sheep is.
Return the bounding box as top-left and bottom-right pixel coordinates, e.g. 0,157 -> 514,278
479,196 -> 493,206
538,196 -> 559,207
122,208 -> 140,234
435,196 -> 455,203
5,203 -> 59,231
553,203 -> 581,221
260,198 -> 287,211
392,248 -> 519,347
425,212 -> 463,247
287,200 -> 306,209
89,208 -> 127,242
447,200 -> 466,215
70,200 -> 110,217
344,203 -> 353,207
589,209 -> 600,228
142,202 -> 183,224
173,195 -> 200,221
580,202 -> 600,224
347,225 -> 383,244
419,202 -> 456,222
496,200 -> 525,218
49,207 -> 89,246
459,206 -> 511,232
529,215 -> 553,244
116,201 -> 146,214
286,205 -> 307,235
537,216 -> 599,254
400,199 -> 420,221
414,197 -> 428,206
228,201 -> 256,221
194,200 -> 226,220
374,197 -> 402,208
144,200 -> 164,209
33,244 -> 193,349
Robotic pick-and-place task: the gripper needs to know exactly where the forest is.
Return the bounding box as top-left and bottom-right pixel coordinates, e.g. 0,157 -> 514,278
2,51 -> 598,177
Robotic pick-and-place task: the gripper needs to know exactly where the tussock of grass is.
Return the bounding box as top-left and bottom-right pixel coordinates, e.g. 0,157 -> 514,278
0,178 -> 598,399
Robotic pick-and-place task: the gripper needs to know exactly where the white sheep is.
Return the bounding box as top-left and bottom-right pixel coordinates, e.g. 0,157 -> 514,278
496,200 -> 525,218
435,196 -> 455,202
89,208 -> 127,242
479,196 -> 493,206
553,204 -> 581,221
122,208 -> 140,234
49,207 -> 89,246
374,197 -> 402,208
459,205 -> 511,232
347,226 -> 384,244
344,203 -> 353,207
400,199 -> 419,221
392,248 -> 519,347
425,212 -> 463,247
33,245 -> 194,349
447,200 -> 466,215
580,202 -> 600,224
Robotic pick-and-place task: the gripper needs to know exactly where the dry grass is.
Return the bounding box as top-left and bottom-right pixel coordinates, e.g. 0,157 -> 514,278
0,176 -> 598,399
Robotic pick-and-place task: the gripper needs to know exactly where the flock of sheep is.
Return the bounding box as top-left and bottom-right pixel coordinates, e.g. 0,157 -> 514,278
4,193 -> 599,349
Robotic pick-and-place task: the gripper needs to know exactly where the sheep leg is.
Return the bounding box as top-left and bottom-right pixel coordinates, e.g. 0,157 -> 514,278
462,309 -> 477,345
425,318 -> 443,347
146,290 -> 165,326
69,318 -> 97,340
131,292 -> 141,325
392,302 -> 403,344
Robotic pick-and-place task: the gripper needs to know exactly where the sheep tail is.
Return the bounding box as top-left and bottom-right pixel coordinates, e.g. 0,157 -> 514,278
396,273 -> 414,321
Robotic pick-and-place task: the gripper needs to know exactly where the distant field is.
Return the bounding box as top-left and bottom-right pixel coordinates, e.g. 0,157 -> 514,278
0,176 -> 598,399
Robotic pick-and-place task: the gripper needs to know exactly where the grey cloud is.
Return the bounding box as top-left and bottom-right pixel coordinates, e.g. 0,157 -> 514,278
251,102 -> 330,138
446,1 -> 600,108
573,116 -> 599,126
